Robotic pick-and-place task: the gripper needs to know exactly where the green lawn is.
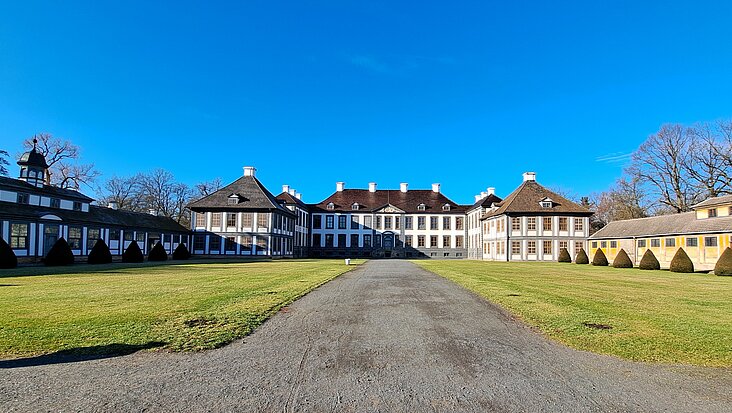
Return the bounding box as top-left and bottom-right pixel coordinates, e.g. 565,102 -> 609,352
0,259 -> 362,358
415,260 -> 732,367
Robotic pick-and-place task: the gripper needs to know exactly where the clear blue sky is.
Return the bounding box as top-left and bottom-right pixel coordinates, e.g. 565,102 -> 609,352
2,1 -> 732,204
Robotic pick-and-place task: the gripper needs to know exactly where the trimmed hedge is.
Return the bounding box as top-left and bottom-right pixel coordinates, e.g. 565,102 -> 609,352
575,248 -> 589,264
87,239 -> 113,264
639,249 -> 660,270
714,247 -> 732,276
612,249 -> 633,268
558,247 -> 571,263
172,243 -> 191,260
148,242 -> 168,261
122,241 -> 144,263
0,237 -> 18,269
45,238 -> 75,266
669,248 -> 694,273
592,248 -> 609,266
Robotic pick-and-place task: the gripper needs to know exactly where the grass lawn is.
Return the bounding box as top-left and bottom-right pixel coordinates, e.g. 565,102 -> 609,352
415,260 -> 732,367
0,259 -> 363,358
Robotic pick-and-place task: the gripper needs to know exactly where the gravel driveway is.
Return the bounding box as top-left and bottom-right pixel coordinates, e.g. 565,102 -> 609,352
2,260 -> 731,412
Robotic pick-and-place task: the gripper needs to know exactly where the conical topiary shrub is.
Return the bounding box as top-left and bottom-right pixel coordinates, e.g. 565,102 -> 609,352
87,238 -> 113,264
172,243 -> 191,260
612,249 -> 633,268
558,247 -> 571,263
638,249 -> 660,270
575,248 -> 589,264
714,247 -> 732,276
669,248 -> 694,273
592,248 -> 609,266
148,242 -> 168,261
0,237 -> 18,269
45,238 -> 75,266
122,241 -> 144,263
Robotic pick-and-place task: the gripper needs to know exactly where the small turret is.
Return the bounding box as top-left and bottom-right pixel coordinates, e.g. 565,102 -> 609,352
17,138 -> 50,188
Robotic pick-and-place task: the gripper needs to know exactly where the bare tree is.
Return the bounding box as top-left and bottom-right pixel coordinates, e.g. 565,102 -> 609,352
137,169 -> 193,224
22,133 -> 100,190
98,175 -> 144,211
683,123 -> 732,198
195,177 -> 223,198
0,149 -> 9,176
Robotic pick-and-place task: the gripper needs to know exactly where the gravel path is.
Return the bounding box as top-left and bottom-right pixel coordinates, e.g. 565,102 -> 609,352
2,260 -> 731,412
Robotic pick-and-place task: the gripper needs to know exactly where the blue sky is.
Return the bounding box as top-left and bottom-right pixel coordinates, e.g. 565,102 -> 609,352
2,1 -> 732,204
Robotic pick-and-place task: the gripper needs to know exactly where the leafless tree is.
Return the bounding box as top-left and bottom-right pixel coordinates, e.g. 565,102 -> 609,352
683,123 -> 732,198
0,149 -> 9,176
22,133 -> 100,190
195,177 -> 223,198
98,175 -> 144,211
137,169 -> 193,225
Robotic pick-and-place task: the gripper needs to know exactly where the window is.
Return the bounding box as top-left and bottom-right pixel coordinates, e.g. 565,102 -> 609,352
325,234 -> 334,247
511,217 -> 521,231
456,217 -> 463,230
574,219 -> 584,231
350,234 -> 359,248
326,202 -> 335,210
325,215 -> 334,229
601,241 -> 607,248
543,217 -> 552,232
68,226 -> 82,249
405,235 -> 413,246
50,198 -> 60,208
313,215 -> 322,229
338,234 -> 346,248
195,213 -> 206,227
705,236 -> 718,247
651,239 -> 660,248
241,213 -> 252,228
364,216 -> 372,229
686,237 -> 698,247
430,235 -> 438,247
430,217 -> 438,230
384,216 -> 392,230
511,241 -> 521,255
455,235 -> 464,248
109,229 -> 120,241
443,217 -> 451,230
665,238 -> 675,247
313,233 -> 322,247
527,241 -> 536,254
394,216 -> 400,230
559,217 -> 568,231
638,239 -> 646,248
227,213 -> 237,227
540,201 -> 552,208
559,241 -> 568,250
136,232 -> 145,243
351,216 -> 359,229
485,243 -> 490,254
592,241 -> 597,248
17,193 -> 29,204
124,231 -> 134,241
405,216 -> 413,230
374,234 -> 381,247
527,217 -> 536,231
227,197 -> 239,205
708,208 -> 718,218
417,203 -> 426,211
375,216 -> 382,230
73,201 -> 82,211
575,241 -> 584,254
242,235 -> 253,251
338,215 -> 347,229
193,235 -> 205,250
363,234 -> 372,247
211,213 -> 222,227
257,213 -> 269,228
256,237 -> 268,253
442,204 -> 451,211
610,240 -> 617,248
418,216 -> 426,230
87,228 -> 101,251
543,240 -> 552,255
443,236 -> 451,248
10,223 -> 28,249
417,235 -> 425,247
352,203 -> 359,210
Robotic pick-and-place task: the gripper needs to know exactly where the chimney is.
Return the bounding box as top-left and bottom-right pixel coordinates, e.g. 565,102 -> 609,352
480,191 -> 487,198
368,182 -> 377,193
522,172 -> 536,182
487,187 -> 495,196
295,193 -> 302,200
400,182 -> 408,193
288,188 -> 296,196
432,183 -> 441,193
336,181 -> 345,192
107,201 -> 119,210
243,166 -> 256,177
282,184 -> 290,194
474,195 -> 482,203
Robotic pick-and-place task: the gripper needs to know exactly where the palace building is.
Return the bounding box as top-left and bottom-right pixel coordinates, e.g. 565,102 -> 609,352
0,141 -> 189,262
466,188 -> 502,259
276,185 -> 310,258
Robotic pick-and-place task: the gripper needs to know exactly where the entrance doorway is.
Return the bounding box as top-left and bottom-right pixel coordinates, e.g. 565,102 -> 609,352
43,225 -> 59,256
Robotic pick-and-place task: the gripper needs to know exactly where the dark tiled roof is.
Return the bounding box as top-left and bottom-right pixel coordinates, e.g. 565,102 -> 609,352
482,180 -> 592,218
276,192 -> 307,209
467,194 -> 503,212
310,189 -> 469,214
0,176 -> 93,202
17,148 -> 49,168
591,212 -> 732,239
0,201 -> 189,233
692,195 -> 732,209
187,175 -> 294,215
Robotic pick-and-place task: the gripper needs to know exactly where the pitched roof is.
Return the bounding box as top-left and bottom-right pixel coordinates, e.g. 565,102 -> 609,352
17,147 -> 49,169
0,201 -> 189,233
275,192 -> 307,209
692,194 -> 732,209
590,212 -> 732,239
187,175 -> 294,215
0,176 -> 93,202
481,180 -> 591,218
467,193 -> 503,212
310,189 -> 469,214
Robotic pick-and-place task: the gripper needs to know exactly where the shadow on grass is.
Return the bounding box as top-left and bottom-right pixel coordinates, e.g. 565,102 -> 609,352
0,341 -> 165,369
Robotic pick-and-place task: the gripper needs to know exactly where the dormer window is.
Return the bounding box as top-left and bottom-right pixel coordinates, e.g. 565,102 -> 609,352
352,203 -> 359,211
417,203 -> 426,211
442,204 -> 451,211
228,194 -> 242,205
540,198 -> 553,208
709,208 -> 718,218
326,202 -> 335,210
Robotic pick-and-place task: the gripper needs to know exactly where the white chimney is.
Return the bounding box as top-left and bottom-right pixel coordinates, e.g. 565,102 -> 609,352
295,193 -> 302,200
400,182 -> 408,193
487,187 -> 495,196
288,188 -> 296,196
522,172 -> 536,182
432,183 -> 441,193
369,182 -> 377,193
336,181 -> 345,192
243,166 -> 256,177
108,201 -> 119,210
480,191 -> 487,198
282,184 -> 290,194
474,195 -> 482,203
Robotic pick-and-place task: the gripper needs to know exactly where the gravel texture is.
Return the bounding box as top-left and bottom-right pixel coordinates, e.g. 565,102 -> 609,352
1,260 -> 731,412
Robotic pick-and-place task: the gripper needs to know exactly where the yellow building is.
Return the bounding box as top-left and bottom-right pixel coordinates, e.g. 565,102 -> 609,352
589,195 -> 732,271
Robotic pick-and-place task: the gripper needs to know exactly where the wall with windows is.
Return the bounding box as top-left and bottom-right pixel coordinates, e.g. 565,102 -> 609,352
190,210 -> 295,257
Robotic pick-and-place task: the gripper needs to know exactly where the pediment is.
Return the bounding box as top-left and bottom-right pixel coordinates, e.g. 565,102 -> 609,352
375,204 -> 405,213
